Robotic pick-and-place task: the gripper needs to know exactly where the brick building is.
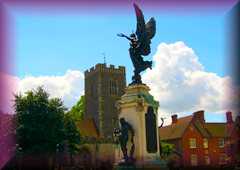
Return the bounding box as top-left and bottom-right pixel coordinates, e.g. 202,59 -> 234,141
159,110 -> 239,168
84,63 -> 126,138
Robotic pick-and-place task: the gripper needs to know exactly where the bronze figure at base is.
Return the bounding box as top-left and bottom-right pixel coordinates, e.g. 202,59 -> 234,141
114,118 -> 135,165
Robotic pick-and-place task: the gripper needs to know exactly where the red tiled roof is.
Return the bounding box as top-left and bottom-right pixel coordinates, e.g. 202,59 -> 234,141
75,118 -> 99,138
204,123 -> 228,137
159,115 -> 193,140
193,120 -> 211,138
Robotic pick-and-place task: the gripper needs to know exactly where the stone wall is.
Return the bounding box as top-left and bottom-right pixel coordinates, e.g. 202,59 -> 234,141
74,143 -> 116,164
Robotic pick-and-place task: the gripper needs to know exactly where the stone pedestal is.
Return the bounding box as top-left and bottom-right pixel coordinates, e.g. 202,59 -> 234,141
116,84 -> 162,168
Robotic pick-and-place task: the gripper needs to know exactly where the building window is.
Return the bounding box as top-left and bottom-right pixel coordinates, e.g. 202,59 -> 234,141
203,138 -> 208,148
189,138 -> 197,149
219,154 -> 227,165
219,138 -> 224,148
204,156 -> 210,165
190,154 -> 198,166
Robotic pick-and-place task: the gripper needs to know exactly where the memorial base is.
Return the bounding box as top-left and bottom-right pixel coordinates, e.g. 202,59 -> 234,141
114,159 -> 168,170
115,84 -> 166,168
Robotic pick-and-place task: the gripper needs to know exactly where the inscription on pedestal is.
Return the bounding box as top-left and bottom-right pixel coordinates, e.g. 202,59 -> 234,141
145,106 -> 157,153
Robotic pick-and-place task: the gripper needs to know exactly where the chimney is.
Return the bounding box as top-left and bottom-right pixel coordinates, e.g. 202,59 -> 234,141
193,110 -> 205,123
226,111 -> 233,124
172,114 -> 178,124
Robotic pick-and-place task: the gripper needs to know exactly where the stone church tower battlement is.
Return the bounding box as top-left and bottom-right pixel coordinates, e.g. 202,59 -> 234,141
84,63 -> 126,138
84,64 -> 125,76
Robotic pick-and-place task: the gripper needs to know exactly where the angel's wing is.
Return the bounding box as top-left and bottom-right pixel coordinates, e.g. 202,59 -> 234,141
134,3 -> 155,56
145,17 -> 156,40
134,3 -> 146,42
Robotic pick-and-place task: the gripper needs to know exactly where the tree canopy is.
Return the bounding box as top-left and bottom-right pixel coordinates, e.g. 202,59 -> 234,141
15,87 -> 66,154
161,142 -> 174,157
64,114 -> 81,154
67,95 -> 85,121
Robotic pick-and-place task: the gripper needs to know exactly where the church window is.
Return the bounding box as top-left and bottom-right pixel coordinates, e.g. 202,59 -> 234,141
109,80 -> 118,95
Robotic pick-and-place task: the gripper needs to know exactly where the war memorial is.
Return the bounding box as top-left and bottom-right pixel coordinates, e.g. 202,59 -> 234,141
2,2 -> 239,170
112,3 -> 167,169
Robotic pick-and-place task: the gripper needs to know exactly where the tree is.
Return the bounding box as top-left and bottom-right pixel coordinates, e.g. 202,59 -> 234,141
64,96 -> 85,165
14,87 -> 66,154
160,142 -> 174,157
64,114 -> 81,165
68,95 -> 85,121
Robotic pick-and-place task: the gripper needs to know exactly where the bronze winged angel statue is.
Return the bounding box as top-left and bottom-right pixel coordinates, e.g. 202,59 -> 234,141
118,3 -> 156,84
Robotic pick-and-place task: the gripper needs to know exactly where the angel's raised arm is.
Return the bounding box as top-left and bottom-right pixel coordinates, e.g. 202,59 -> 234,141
117,33 -> 132,41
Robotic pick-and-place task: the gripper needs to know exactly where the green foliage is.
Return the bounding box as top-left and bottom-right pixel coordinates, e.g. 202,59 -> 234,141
15,87 -> 66,154
161,142 -> 174,157
68,95 -> 85,121
64,114 -> 81,154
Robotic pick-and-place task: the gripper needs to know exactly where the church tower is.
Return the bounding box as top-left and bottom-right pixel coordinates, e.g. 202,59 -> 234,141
84,63 -> 126,138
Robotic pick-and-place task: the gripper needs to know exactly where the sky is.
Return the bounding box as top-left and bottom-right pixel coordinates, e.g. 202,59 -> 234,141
4,3 -> 236,124
13,12 -> 227,79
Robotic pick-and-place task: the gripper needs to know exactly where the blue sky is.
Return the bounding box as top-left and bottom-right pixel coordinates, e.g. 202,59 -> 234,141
10,6 -> 231,123
13,9 -> 227,79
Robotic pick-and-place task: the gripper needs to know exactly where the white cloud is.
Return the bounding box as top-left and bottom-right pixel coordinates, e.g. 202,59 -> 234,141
17,70 -> 84,109
1,41 -> 236,125
142,41 -> 234,125
0,70 -> 84,114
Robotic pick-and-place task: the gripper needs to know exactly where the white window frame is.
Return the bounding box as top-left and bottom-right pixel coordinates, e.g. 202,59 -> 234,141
190,154 -> 198,166
219,153 -> 227,165
219,138 -> 225,148
189,138 -> 197,149
203,138 -> 208,149
204,155 -> 210,165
